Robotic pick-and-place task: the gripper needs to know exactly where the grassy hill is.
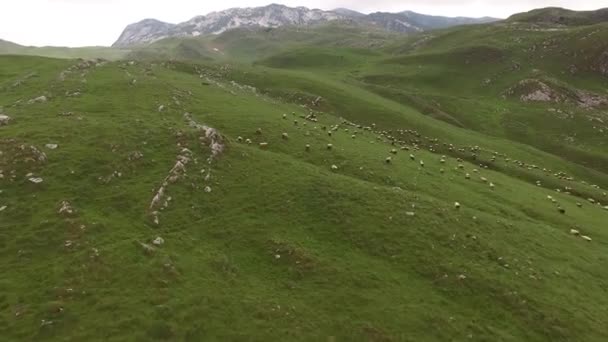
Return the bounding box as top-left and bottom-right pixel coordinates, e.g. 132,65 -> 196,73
0,40 -> 128,60
1,10 -> 608,341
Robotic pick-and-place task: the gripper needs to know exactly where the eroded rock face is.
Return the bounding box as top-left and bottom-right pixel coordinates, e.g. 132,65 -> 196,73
598,50 -> 608,76
505,79 -> 608,109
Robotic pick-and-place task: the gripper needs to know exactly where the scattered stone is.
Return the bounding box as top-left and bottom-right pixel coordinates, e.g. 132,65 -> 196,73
58,201 -> 74,215
152,237 -> 165,246
28,95 -> 48,104
138,242 -> 156,254
0,114 -> 11,126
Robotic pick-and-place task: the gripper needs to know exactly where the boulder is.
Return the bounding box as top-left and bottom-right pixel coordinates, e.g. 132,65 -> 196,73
0,114 -> 10,126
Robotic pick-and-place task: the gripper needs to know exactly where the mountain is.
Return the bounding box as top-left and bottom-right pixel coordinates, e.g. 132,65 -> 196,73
113,4 -> 499,47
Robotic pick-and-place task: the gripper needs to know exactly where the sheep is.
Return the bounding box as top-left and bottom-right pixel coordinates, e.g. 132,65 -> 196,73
259,142 -> 268,149
440,158 -> 446,164
255,128 -> 263,135
237,136 -> 243,143
570,229 -> 580,235
282,133 -> 289,140
419,160 -> 425,167
328,131 -> 332,137
409,154 -> 415,161
245,138 -> 252,145
454,202 -> 461,209
305,144 -> 311,151
458,164 -> 464,169
331,165 -> 339,171
581,235 -> 592,242
558,207 -> 566,214
480,177 -> 488,183
576,202 -> 583,208
294,120 -> 298,126
390,149 -> 398,155
440,168 -> 445,173
327,144 -> 333,150
283,114 -> 287,119
351,135 -> 356,139
465,173 -> 471,180
489,182 -> 495,190
385,157 -> 392,164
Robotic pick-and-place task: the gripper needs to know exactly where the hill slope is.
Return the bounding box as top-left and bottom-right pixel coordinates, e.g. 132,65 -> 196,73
2,7 -> 608,341
1,49 -> 607,340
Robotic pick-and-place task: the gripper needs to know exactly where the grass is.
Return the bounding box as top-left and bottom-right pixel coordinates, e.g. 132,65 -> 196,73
1,15 -> 608,341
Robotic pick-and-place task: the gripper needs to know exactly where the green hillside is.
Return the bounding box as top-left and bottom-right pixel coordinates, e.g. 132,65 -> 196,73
1,10 -> 608,342
0,40 -> 128,60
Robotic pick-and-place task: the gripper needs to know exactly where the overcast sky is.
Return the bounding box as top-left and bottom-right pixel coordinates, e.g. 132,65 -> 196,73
1,0 -> 606,47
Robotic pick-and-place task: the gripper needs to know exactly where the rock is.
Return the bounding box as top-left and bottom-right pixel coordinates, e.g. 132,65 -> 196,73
138,242 -> 156,254
58,201 -> 74,215
45,144 -> 58,150
28,95 -> 48,104
0,114 -> 10,126
28,177 -> 43,184
152,237 -> 165,246
581,235 -> 592,242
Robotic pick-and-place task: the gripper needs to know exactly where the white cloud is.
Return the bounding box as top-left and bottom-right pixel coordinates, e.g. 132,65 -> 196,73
0,0 -> 606,47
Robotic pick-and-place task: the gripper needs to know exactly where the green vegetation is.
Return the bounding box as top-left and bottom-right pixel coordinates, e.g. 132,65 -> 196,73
0,40 -> 128,60
1,9 -> 608,341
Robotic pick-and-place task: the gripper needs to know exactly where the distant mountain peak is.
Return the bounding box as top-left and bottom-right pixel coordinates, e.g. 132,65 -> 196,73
112,5 -> 500,47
